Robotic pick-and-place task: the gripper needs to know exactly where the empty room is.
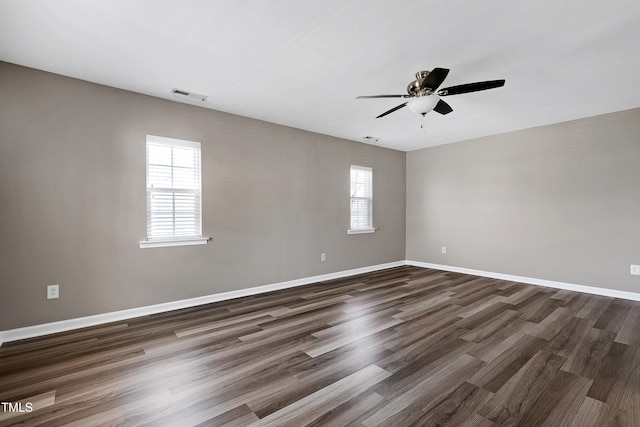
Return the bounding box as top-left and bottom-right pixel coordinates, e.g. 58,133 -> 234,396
1,1 -> 639,426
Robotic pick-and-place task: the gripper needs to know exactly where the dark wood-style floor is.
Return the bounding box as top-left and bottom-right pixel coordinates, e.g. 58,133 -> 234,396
1,266 -> 639,426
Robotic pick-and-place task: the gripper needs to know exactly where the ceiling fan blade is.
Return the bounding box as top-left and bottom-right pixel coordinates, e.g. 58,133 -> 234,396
433,99 -> 453,115
437,79 -> 505,96
420,67 -> 450,91
376,102 -> 408,118
357,95 -> 408,99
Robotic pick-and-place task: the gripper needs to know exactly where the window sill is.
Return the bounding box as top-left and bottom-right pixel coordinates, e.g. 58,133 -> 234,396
347,228 -> 377,235
139,237 -> 210,249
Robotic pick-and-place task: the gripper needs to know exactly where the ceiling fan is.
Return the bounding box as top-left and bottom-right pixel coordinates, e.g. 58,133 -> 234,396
357,68 -> 505,119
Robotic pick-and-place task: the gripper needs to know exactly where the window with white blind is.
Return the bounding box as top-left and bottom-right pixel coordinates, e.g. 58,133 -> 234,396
349,165 -> 375,234
140,135 -> 208,248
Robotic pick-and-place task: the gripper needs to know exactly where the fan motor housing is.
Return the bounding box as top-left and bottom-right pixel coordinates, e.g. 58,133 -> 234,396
408,70 -> 433,97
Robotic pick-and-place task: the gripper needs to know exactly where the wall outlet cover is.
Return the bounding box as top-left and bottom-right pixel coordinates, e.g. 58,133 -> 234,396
631,265 -> 640,276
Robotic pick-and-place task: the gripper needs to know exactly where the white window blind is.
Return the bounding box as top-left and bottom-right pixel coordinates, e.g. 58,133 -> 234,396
145,135 -> 202,242
350,165 -> 374,232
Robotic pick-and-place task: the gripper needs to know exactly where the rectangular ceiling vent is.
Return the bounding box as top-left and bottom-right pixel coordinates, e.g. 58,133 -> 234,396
363,136 -> 380,143
171,88 -> 207,103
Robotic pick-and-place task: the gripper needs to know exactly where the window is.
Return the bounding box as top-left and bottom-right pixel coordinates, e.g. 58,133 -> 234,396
140,135 -> 208,248
349,165 -> 375,234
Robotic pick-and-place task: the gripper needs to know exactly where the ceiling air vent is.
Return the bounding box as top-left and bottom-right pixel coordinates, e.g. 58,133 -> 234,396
363,136 -> 380,143
171,88 -> 207,102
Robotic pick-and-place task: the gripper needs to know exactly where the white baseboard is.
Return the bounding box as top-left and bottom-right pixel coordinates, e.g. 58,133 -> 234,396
0,261 -> 405,346
3,259 -> 639,347
406,260 -> 640,302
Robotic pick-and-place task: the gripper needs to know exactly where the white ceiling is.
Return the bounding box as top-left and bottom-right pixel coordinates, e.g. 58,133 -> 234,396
1,0 -> 639,151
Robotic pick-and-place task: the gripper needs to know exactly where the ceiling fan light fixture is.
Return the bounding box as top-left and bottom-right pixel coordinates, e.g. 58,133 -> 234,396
407,96 -> 440,115
357,67 -> 504,120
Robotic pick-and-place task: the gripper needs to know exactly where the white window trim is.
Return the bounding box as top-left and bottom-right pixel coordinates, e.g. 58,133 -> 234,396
347,228 -> 377,235
140,135 -> 209,249
348,165 -> 376,235
139,237 -> 209,249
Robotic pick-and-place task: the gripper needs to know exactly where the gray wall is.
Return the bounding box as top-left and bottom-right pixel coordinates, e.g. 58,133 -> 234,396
0,62 -> 406,330
407,108 -> 640,293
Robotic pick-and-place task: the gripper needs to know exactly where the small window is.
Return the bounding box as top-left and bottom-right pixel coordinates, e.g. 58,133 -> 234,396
349,165 -> 375,234
140,135 -> 208,248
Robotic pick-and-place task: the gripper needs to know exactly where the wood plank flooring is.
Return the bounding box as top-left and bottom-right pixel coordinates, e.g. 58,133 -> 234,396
1,266 -> 640,426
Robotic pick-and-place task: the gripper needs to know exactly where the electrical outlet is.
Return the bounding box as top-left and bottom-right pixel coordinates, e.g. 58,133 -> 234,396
321,253 -> 326,262
631,265 -> 640,276
47,284 -> 59,299
441,246 -> 447,254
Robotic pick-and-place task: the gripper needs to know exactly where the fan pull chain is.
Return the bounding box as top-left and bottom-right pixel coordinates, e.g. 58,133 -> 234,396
420,113 -> 426,133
